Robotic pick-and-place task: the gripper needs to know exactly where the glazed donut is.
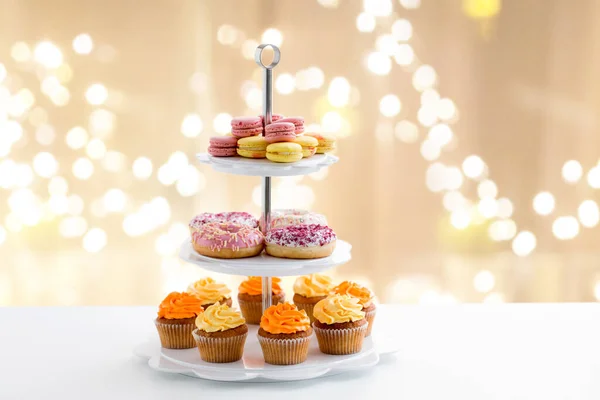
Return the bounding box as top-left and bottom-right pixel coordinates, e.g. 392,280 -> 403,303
266,209 -> 328,230
265,224 -> 336,259
192,222 -> 264,259
189,212 -> 258,235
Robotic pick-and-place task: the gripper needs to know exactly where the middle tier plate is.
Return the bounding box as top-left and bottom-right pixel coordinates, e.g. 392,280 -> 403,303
179,239 -> 352,276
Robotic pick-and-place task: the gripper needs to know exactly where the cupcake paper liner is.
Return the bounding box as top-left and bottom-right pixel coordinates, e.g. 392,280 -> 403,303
364,308 -> 377,337
293,301 -> 317,324
257,335 -> 311,365
192,329 -> 248,363
154,320 -> 196,349
313,323 -> 368,355
237,298 -> 263,325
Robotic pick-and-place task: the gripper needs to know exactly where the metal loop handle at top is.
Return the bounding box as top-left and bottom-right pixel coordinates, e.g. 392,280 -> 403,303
255,44 -> 281,69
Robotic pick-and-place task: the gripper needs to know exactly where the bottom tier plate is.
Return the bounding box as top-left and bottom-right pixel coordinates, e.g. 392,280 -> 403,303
135,324 -> 398,382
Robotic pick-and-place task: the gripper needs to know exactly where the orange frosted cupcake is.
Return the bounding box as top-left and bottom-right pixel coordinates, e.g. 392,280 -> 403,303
237,276 -> 285,324
192,302 -> 248,363
293,274 -> 334,323
187,277 -> 232,309
155,292 -> 203,349
313,294 -> 367,355
258,303 -> 312,365
333,281 -> 376,336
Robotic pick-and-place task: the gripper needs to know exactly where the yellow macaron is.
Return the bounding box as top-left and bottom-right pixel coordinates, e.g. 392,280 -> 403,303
266,142 -> 303,163
292,135 -> 318,158
237,136 -> 268,158
305,133 -> 336,153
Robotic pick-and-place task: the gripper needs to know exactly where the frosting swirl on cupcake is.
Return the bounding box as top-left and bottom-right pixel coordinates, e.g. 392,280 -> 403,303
260,303 -> 311,334
195,302 -> 245,332
158,292 -> 203,319
238,276 -> 282,296
187,277 -> 231,305
313,294 -> 365,324
293,274 -> 333,297
333,281 -> 373,308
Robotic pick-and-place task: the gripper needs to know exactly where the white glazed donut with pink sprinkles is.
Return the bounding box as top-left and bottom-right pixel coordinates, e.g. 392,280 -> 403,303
268,209 -> 328,230
265,224 -> 337,259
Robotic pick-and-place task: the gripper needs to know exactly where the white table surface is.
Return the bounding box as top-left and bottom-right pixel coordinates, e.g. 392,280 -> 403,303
1,304 -> 600,400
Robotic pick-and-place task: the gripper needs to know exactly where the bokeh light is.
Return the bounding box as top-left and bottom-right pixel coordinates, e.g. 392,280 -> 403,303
328,77 -> 351,107
132,157 -> 153,180
473,270 -> 495,293
33,152 -> 58,178
72,157 -> 94,180
275,73 -> 295,95
363,0 -> 393,16
552,216 -> 580,240
391,19 -> 413,41
356,12 -> 376,32
561,160 -> 582,184
213,113 -> 232,134
379,94 -> 401,117
395,120 -> 419,143
33,41 -> 63,68
367,52 -> 392,76
261,28 -> 283,47
181,113 -> 203,138
85,83 -> 108,105
72,33 -> 94,55
83,228 -> 107,253
512,231 -> 536,257
533,191 -> 555,216
578,200 -> 600,228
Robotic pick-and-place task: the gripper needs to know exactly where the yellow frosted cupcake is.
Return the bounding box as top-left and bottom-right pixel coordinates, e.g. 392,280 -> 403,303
155,292 -> 204,349
333,281 -> 376,336
237,276 -> 285,324
192,302 -> 248,363
258,303 -> 312,365
187,277 -> 232,309
313,294 -> 367,355
293,274 -> 334,323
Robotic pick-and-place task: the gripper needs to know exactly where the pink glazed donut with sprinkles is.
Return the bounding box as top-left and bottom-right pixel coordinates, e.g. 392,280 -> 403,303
189,212 -> 259,235
265,224 -> 337,259
192,222 -> 264,259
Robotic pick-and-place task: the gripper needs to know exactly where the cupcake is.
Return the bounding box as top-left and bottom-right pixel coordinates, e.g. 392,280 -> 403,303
155,292 -> 203,349
258,303 -> 312,365
293,274 -> 334,323
237,276 -> 285,324
192,302 -> 248,363
187,277 -> 232,309
333,281 -> 376,336
313,294 -> 367,355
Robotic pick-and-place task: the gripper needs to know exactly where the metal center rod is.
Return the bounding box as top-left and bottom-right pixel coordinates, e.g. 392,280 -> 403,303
255,44 -> 280,312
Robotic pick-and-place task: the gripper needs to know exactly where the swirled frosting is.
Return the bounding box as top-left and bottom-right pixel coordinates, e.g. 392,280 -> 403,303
238,276 -> 282,295
187,277 -> 232,305
293,274 -> 333,297
157,292 -> 203,319
260,303 -> 311,334
195,302 -> 245,332
333,281 -> 373,308
313,294 -> 365,324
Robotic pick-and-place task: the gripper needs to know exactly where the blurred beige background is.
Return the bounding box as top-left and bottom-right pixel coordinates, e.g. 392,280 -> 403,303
1,0 -> 600,306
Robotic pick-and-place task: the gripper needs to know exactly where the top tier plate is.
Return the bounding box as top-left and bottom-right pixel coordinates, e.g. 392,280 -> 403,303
196,153 -> 338,177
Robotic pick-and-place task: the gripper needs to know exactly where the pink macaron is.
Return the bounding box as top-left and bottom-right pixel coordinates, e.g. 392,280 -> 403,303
265,122 -> 296,143
231,116 -> 263,138
277,117 -> 304,134
208,136 -> 238,157
260,114 -> 285,125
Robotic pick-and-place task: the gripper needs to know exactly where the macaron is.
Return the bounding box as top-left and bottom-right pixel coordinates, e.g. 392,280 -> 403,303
260,114 -> 284,124
305,133 -> 336,153
266,142 -> 303,163
292,135 -> 318,158
265,122 -> 296,143
231,116 -> 263,138
208,136 -> 238,157
277,117 -> 304,134
237,136 -> 268,158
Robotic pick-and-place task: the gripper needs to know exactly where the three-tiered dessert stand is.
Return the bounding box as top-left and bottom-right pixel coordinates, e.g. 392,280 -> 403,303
135,44 -> 398,382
